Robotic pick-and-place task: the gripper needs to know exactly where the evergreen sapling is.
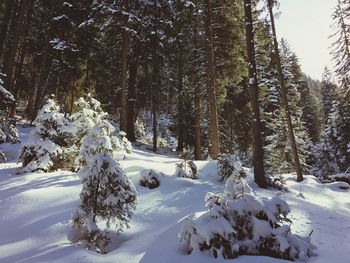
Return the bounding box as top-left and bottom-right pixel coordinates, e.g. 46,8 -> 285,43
70,120 -> 137,253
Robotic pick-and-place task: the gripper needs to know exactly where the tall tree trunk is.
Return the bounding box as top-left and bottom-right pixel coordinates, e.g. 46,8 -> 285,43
151,5 -> 160,153
176,47 -> 184,152
127,58 -> 137,142
26,73 -> 36,116
120,31 -> 129,133
192,4 -> 201,160
32,43 -> 51,121
0,0 -> 15,59
9,39 -> 26,117
194,81 -> 202,160
2,0 -> 29,92
9,0 -> 34,117
205,0 -> 220,159
244,0 -> 267,188
267,0 -> 303,182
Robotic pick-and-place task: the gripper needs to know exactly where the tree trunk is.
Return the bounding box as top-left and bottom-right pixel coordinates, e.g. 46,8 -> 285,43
120,31 -> 129,133
192,5 -> 201,160
151,5 -> 160,153
176,47 -> 184,152
194,81 -> 202,160
9,0 -> 34,117
32,44 -> 51,121
267,0 -> 303,182
9,39 -> 26,117
205,0 -> 220,159
2,0 -> 29,92
0,0 -> 15,59
244,0 -> 267,188
127,58 -> 137,142
26,73 -> 36,117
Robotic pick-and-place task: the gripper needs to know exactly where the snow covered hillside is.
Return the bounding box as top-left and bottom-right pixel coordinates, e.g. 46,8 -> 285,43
0,127 -> 349,263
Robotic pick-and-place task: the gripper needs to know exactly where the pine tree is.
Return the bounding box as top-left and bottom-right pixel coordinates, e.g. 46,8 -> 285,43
314,0 -> 350,178
0,75 -> 18,162
331,0 -> 350,82
205,0 -> 220,159
267,0 -> 303,181
320,68 -> 338,125
244,0 -> 267,188
70,95 -> 107,144
70,119 -> 137,253
18,96 -> 74,173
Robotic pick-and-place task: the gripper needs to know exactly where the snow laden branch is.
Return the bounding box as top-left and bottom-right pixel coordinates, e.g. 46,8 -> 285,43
179,172 -> 317,261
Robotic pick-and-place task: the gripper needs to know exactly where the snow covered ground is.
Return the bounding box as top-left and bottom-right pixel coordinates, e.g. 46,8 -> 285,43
0,127 -> 349,263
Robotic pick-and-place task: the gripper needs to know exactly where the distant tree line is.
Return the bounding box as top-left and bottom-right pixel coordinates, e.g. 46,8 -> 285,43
0,0 -> 348,184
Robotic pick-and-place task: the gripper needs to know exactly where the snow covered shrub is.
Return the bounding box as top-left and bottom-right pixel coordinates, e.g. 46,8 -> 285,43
119,131 -> 132,154
70,120 -> 137,253
0,75 -> 16,110
18,97 -> 74,173
266,174 -> 287,191
0,114 -> 18,163
68,95 -> 108,168
223,169 -> 252,199
70,95 -> 107,143
0,117 -> 18,145
72,98 -> 132,169
140,169 -> 162,189
0,77 -> 18,162
179,185 -> 316,260
217,154 -> 246,182
328,172 -> 350,185
135,119 -> 146,141
175,160 -> 198,180
76,120 -> 131,168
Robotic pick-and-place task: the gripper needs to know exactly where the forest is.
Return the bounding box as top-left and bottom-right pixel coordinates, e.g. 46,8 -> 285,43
0,0 -> 349,262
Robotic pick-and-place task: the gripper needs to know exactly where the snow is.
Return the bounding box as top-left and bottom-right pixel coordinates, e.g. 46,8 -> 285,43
49,38 -> 68,51
53,15 -> 68,21
0,85 -> 15,105
0,127 -> 350,262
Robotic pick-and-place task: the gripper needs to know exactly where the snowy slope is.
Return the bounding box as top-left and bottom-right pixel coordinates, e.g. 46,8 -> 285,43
0,128 -> 349,263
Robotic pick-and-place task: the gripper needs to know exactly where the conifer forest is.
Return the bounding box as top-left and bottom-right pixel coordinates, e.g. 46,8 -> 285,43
0,0 -> 349,262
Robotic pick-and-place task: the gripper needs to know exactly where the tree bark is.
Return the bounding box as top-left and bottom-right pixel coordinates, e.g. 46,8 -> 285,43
267,0 -> 303,182
120,31 -> 129,134
26,73 -> 36,117
127,58 -> 137,142
205,0 -> 220,159
9,0 -> 34,117
192,4 -> 201,160
0,0 -> 15,59
9,38 -> 26,117
176,47 -> 184,152
2,0 -> 29,92
32,41 -> 51,121
151,14 -> 159,152
194,80 -> 202,160
244,0 -> 267,188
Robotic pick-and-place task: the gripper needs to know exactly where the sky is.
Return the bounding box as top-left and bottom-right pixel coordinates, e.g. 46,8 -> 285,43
274,0 -> 338,80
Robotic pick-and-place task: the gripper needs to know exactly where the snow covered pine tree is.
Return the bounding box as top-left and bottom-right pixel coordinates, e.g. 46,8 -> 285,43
217,153 -> 246,182
72,95 -> 132,169
69,120 -> 137,253
140,169 -> 162,189
70,95 -> 107,144
18,96 -> 74,173
179,173 -> 316,260
0,76 -> 18,162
